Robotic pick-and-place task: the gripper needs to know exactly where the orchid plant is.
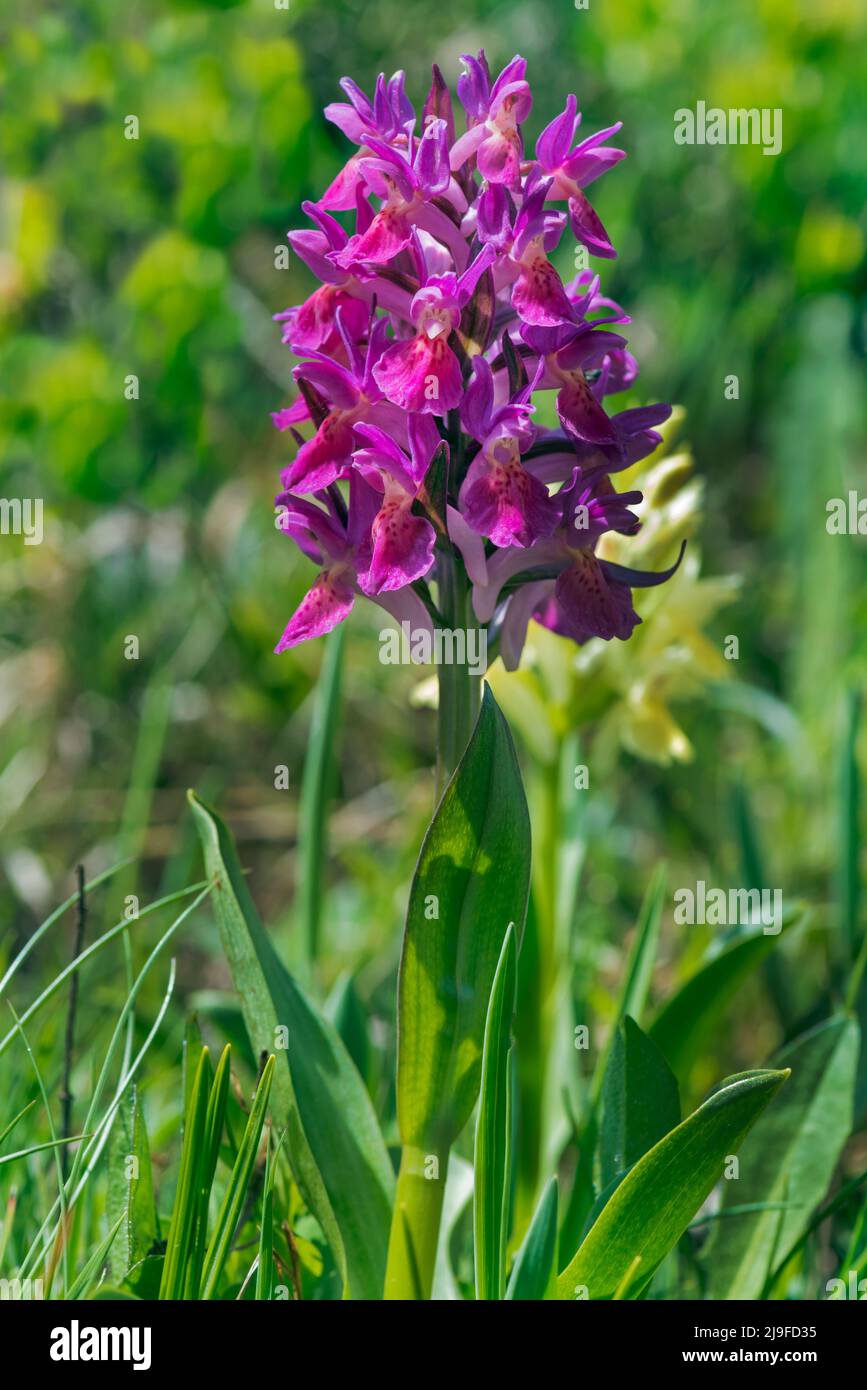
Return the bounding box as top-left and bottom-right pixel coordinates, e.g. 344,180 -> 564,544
256,55 -> 796,1305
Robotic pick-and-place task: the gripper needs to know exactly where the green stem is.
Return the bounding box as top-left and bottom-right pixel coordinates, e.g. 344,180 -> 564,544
383,1146 -> 447,1300
384,546 -> 482,1299
435,549 -> 481,798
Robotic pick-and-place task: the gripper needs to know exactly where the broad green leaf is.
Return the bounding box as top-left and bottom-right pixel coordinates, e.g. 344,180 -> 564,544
506,1177 -> 558,1300
397,685 -> 531,1152
474,923 -> 517,1300
325,972 -> 370,1088
598,1016 -> 680,1191
704,1016 -> 858,1299
189,790 -> 394,1301
107,1086 -> 158,1286
649,914 -> 799,1082
557,1068 -> 789,1300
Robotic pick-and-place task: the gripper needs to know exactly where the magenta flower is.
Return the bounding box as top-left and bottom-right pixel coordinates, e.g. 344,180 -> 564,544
270,56 -> 682,668
536,95 -> 626,258
450,54 -> 533,189
274,475 -> 434,651
372,244 -> 496,414
472,472 -> 685,668
458,358 -> 557,548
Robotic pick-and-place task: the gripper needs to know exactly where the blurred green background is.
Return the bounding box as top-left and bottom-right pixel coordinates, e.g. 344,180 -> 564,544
1,0 -> 866,1084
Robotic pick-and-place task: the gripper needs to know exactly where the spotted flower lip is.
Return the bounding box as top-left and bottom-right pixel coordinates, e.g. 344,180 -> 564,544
270,55 -> 679,670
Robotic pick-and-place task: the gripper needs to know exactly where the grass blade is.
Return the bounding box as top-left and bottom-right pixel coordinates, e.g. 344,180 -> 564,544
158,1047 -> 211,1300
200,1055 -> 274,1300
474,923 -> 517,1301
64,1215 -> 125,1300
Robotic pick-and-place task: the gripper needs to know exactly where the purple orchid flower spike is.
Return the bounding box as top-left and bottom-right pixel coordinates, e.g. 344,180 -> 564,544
451,52 -> 532,189
269,56 -> 680,681
267,64 -> 688,1302
372,243 -> 497,415
536,95 -> 626,258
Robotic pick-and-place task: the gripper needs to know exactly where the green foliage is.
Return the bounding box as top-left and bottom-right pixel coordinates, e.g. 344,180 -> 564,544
598,1016 -> 680,1191
1,0 -> 866,1306
703,1017 -> 859,1299
189,790 -> 394,1300
557,1069 -> 790,1300
395,687 -> 531,1154
474,924 -> 517,1301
